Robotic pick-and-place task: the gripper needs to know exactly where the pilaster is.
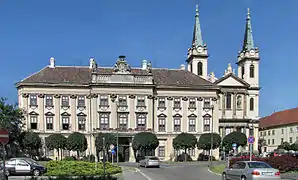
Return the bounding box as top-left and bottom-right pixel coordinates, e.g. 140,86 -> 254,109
70,95 -> 77,131
166,97 -> 173,132
197,97 -> 203,132
111,100 -> 117,129
243,94 -> 247,117
54,94 -> 60,131
222,93 -> 226,117
38,94 -> 45,131
147,96 -> 153,130
91,95 -> 98,130
129,96 -> 135,129
22,94 -> 29,130
233,93 -> 236,117
182,97 -> 188,132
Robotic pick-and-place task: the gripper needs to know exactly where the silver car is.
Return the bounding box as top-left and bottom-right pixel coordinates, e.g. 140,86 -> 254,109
139,156 -> 160,168
222,161 -> 281,180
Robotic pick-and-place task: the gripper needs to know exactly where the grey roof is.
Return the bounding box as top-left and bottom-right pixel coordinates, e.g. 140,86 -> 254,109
16,66 -> 218,89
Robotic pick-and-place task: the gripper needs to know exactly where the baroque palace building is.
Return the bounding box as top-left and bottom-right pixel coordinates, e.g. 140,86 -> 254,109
16,6 -> 260,161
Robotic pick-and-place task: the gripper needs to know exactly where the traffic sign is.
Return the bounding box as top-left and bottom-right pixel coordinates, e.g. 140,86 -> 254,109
232,143 -> 237,147
0,129 -> 9,145
111,149 -> 115,155
247,136 -> 255,144
110,144 -> 115,150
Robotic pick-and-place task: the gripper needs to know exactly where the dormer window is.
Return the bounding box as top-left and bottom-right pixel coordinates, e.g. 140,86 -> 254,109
158,97 -> 166,108
61,96 -> 69,107
78,96 -> 85,107
99,95 -> 109,106
30,95 -> 37,106
204,98 -> 210,108
174,98 -> 181,108
45,95 -> 53,107
189,98 -> 196,109
118,95 -> 127,106
137,96 -> 146,107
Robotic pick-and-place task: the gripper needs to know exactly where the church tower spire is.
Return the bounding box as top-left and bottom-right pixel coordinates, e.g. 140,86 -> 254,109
242,8 -> 254,51
237,8 -> 260,88
192,4 -> 203,47
187,4 -> 208,79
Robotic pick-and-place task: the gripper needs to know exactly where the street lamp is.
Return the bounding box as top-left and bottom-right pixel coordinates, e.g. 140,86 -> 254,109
203,104 -> 214,166
248,121 -> 255,161
115,101 -> 119,164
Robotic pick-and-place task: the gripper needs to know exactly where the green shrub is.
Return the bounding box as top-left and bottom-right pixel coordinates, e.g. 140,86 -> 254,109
28,175 -> 118,180
82,154 -> 96,162
45,160 -> 122,176
63,156 -> 76,161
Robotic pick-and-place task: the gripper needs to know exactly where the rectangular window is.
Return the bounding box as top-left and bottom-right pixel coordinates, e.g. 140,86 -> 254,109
158,146 -> 165,157
263,131 -> 266,136
189,98 -> 196,109
45,95 -> 53,107
260,132 -> 262,137
99,95 -> 109,106
290,127 -> 293,133
204,98 -> 210,108
281,138 -> 284,143
30,95 -> 37,106
62,116 -> 70,130
99,113 -> 109,129
118,95 -> 127,106
203,117 -> 210,131
158,97 -> 166,107
137,96 -> 146,107
78,116 -> 86,131
136,114 -> 146,129
267,139 -> 270,145
189,117 -> 196,132
30,116 -> 38,130
226,93 -> 232,110
174,117 -> 181,132
281,129 -> 284,134
272,130 -> 275,135
272,139 -> 275,145
174,98 -> 181,108
61,96 -> 69,107
158,117 -> 166,132
46,116 -> 53,130
78,96 -> 85,107
118,114 -> 128,130
268,131 -> 271,136
290,137 -> 293,143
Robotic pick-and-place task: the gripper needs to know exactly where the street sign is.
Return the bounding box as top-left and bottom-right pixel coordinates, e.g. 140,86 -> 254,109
111,149 -> 115,155
232,143 -> 237,147
0,129 -> 9,145
247,136 -> 255,144
110,144 -> 115,150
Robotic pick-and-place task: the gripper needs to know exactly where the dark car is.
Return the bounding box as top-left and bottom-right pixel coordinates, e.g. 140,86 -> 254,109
4,158 -> 46,176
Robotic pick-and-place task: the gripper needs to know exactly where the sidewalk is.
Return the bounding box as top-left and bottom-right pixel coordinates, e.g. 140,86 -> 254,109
120,166 -> 147,180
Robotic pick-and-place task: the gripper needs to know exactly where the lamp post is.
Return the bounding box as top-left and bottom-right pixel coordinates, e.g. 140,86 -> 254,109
115,101 -> 119,164
204,104 -> 214,166
248,121 -> 255,161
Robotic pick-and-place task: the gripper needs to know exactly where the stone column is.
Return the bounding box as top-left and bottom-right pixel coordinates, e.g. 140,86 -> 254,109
243,94 -> 247,117
91,95 -> 98,130
128,95 -> 135,129
22,94 -> 29,130
70,95 -> 77,131
54,94 -> 60,131
86,95 -> 92,132
222,93 -> 226,117
233,93 -> 236,116
38,94 -> 45,131
110,100 -> 117,129
197,97 -> 203,132
147,96 -> 153,130
182,97 -> 188,132
166,97 -> 173,132
129,139 -> 135,162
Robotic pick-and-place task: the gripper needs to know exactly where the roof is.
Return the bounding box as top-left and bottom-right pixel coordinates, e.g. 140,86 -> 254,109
259,107 -> 298,129
16,66 -> 217,89
214,73 -> 250,87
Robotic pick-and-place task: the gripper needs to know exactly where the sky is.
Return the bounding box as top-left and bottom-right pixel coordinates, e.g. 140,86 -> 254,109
0,0 -> 297,117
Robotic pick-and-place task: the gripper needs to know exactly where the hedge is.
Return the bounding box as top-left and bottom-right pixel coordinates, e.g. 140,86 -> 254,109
45,160 -> 122,176
230,156 -> 298,172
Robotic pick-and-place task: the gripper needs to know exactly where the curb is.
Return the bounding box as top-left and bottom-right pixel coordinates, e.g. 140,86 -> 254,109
207,168 -> 221,176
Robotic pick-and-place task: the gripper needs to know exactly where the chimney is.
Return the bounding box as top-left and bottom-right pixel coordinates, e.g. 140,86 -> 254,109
142,60 -> 147,70
180,64 -> 186,70
89,57 -> 95,69
49,57 -> 55,68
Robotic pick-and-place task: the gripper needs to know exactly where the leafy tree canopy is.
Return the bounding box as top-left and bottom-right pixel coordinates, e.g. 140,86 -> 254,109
0,97 -> 25,157
290,143 -> 298,151
19,131 -> 42,157
67,132 -> 87,153
222,131 -> 247,151
45,134 -> 67,151
95,133 -> 116,152
278,142 -> 291,151
173,133 -> 197,151
132,132 -> 159,151
197,133 -> 221,150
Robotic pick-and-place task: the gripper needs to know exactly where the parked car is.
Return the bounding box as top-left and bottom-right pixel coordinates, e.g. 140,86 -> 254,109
4,158 -> 47,176
139,156 -> 160,168
222,161 -> 281,180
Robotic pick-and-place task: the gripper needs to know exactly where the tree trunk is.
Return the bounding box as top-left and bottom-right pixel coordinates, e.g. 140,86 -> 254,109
77,151 -> 79,158
57,149 -> 60,160
184,148 -> 187,162
60,149 -> 63,160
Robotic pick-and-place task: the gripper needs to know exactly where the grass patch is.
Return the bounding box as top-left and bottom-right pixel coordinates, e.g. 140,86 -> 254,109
210,164 -> 226,174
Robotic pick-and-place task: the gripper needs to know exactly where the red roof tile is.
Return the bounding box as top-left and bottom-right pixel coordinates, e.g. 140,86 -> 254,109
259,107 -> 298,129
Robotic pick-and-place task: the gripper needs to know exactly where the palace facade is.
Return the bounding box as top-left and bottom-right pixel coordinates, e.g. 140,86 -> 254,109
16,6 -> 260,161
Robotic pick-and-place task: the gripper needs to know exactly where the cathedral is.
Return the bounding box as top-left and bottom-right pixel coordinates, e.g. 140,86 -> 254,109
16,5 -> 260,161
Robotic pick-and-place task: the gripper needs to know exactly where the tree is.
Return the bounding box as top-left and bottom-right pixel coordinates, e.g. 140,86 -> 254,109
197,133 -> 221,150
0,97 -> 25,158
67,132 -> 87,157
290,143 -> 298,151
132,132 -> 159,156
19,131 -> 42,158
278,142 -> 291,151
45,134 -> 67,160
222,131 -> 247,152
173,133 -> 197,161
95,133 -> 116,152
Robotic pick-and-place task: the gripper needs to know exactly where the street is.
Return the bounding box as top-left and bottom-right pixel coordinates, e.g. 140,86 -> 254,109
121,162 -> 220,180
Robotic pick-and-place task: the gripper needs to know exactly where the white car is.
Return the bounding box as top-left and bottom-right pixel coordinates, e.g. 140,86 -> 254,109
139,156 -> 160,168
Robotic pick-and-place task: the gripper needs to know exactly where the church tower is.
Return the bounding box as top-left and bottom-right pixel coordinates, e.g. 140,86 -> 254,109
187,5 -> 208,79
237,8 -> 260,88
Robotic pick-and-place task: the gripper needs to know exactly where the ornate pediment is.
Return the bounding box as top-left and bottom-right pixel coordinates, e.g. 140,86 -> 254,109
113,56 -> 131,74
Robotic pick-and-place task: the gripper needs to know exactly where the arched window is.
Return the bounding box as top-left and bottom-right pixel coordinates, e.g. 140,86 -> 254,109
250,64 -> 254,78
250,98 -> 254,111
236,95 -> 242,109
226,93 -> 232,110
197,62 -> 203,76
241,66 -> 245,79
190,63 -> 193,73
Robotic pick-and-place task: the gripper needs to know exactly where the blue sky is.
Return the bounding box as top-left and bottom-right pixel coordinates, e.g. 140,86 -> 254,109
0,0 -> 297,117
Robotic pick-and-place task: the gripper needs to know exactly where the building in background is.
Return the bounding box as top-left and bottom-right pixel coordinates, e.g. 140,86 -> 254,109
16,5 -> 260,161
259,108 -> 298,153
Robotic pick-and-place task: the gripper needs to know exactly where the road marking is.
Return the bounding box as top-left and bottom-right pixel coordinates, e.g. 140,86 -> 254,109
136,168 -> 153,180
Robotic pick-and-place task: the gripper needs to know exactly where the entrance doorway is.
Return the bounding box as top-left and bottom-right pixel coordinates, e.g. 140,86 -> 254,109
118,137 -> 131,162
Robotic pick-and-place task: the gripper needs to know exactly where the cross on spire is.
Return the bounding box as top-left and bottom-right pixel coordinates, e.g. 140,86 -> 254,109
242,8 -> 255,51
192,4 -> 203,47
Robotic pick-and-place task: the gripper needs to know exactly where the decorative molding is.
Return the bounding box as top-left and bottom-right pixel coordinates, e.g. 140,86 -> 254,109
212,97 -> 217,101
22,93 -> 29,98
129,94 -> 136,99
61,112 -> 71,116
28,111 -> 39,116
173,113 -> 182,118
54,94 -> 61,98
86,94 -> 92,99
157,113 -> 167,117
45,112 -> 55,116
188,113 -> 197,118
197,97 -> 203,101
91,94 -> 98,98
77,112 -> 87,117
182,96 -> 188,101
110,94 -> 117,102
70,94 -> 77,99
38,94 -> 45,98
147,95 -> 154,99
167,96 -> 173,101
113,56 -> 131,74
